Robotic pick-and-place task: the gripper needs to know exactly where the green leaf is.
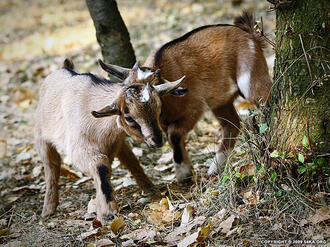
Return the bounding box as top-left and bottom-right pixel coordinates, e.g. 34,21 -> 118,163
270,150 -> 279,158
288,152 -> 295,158
260,123 -> 268,134
316,157 -> 327,167
322,22 -> 326,28
302,135 -> 309,149
298,153 -> 305,163
271,171 -> 277,181
298,166 -> 307,174
235,173 -> 242,178
222,173 -> 230,183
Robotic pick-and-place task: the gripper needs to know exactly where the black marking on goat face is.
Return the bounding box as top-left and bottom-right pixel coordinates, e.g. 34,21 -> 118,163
125,85 -> 141,100
171,134 -> 183,164
97,165 -> 113,202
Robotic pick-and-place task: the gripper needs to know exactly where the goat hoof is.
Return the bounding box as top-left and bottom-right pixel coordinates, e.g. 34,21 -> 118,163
177,176 -> 193,186
41,208 -> 56,218
142,186 -> 159,196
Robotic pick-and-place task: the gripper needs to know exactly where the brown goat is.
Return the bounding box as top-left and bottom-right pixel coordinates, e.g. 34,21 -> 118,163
98,11 -> 272,183
34,59 -> 186,222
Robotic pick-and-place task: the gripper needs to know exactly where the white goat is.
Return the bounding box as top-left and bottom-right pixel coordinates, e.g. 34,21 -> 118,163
34,59 -> 186,221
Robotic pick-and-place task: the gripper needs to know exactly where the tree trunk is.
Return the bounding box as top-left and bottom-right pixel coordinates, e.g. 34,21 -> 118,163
86,0 -> 136,67
269,0 -> 329,153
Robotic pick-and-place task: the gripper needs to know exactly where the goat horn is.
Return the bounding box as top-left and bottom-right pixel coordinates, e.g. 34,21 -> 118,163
98,59 -> 130,80
154,75 -> 186,95
132,61 -> 139,71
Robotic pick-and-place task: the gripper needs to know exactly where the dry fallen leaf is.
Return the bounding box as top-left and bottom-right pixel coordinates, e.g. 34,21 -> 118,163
181,205 -> 194,225
299,219 -> 308,227
132,147 -> 143,157
110,217 -> 125,235
147,198 -> 180,225
80,228 -> 100,240
95,239 -> 115,247
240,163 -> 256,176
177,231 -> 199,247
226,226 -> 238,237
164,216 -> 206,243
0,228 -> 10,236
12,87 -> 36,109
157,152 -> 173,165
177,225 -> 211,247
0,138 -> 7,159
162,174 -> 176,181
92,219 -> 102,228
74,176 -> 92,186
87,198 -> 97,214
121,239 -> 134,247
121,228 -> 156,242
60,165 -> 81,178
308,207 -> 330,225
243,190 -> 260,205
32,165 -> 42,177
220,215 -> 236,233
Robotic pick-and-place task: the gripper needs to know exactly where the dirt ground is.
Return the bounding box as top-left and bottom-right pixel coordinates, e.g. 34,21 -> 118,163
1,0 -> 328,246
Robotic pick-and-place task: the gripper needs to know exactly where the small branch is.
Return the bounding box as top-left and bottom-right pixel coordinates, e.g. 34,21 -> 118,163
299,34 -> 314,94
258,16 -> 276,48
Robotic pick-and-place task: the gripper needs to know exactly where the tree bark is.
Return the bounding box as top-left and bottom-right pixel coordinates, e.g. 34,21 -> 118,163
269,0 -> 329,153
86,0 -> 136,67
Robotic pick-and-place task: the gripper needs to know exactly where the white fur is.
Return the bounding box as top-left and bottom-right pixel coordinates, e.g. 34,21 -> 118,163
237,71 -> 251,99
137,68 -> 153,80
248,39 -> 255,54
140,86 -> 150,102
208,152 -> 227,175
174,162 -> 193,183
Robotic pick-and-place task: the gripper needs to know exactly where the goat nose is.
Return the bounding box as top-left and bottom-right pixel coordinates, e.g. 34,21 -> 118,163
151,134 -> 164,148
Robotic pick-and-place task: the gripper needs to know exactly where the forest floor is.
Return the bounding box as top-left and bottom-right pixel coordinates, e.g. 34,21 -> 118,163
0,0 -> 328,246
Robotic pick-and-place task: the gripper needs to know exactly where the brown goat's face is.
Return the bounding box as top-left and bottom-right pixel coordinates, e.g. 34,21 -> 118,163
94,60 -> 189,148
119,84 -> 164,148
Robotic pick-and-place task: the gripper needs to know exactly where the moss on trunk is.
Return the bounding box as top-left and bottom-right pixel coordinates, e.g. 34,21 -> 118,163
270,0 -> 329,153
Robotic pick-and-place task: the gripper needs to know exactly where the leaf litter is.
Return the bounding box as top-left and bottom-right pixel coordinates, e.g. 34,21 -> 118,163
1,0 -> 327,246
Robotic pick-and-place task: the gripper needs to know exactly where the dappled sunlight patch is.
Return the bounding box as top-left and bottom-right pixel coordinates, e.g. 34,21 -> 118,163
0,21 -> 96,62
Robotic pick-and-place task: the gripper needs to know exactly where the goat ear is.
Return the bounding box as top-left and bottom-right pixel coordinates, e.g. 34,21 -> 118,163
98,59 -> 130,80
154,75 -> 186,95
91,103 -> 120,118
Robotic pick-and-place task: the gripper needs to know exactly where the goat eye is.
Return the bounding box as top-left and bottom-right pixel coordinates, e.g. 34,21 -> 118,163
124,116 -> 135,123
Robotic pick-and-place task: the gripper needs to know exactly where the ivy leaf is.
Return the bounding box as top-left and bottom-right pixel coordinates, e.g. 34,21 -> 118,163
260,123 -> 268,134
298,153 -> 305,163
302,136 -> 309,149
270,150 -> 279,158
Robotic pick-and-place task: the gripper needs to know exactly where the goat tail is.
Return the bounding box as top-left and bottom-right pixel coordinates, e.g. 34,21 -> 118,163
63,58 -> 74,70
234,11 -> 266,49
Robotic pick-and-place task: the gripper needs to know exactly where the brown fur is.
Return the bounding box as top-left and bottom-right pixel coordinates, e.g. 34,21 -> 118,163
99,11 -> 273,182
